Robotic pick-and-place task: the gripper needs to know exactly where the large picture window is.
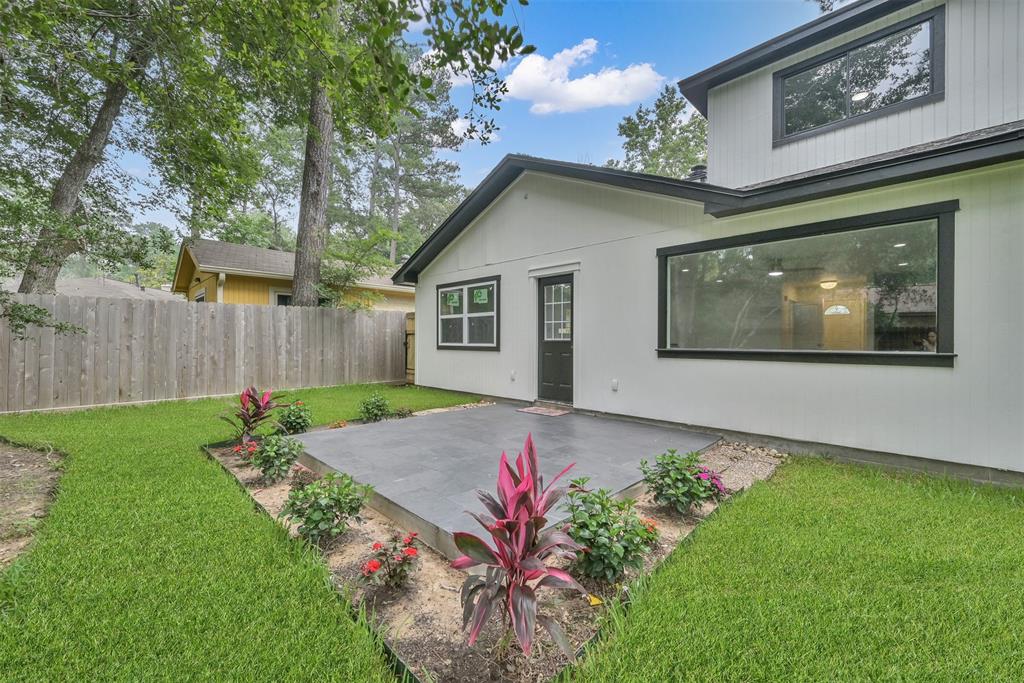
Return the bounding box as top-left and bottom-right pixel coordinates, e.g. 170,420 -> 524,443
657,202 -> 956,366
774,7 -> 944,143
437,277 -> 500,350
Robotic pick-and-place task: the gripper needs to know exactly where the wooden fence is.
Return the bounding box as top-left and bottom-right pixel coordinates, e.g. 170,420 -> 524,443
0,294 -> 407,413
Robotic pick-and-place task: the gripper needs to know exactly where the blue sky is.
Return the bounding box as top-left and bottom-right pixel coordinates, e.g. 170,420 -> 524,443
137,0 -> 821,228
440,0 -> 821,185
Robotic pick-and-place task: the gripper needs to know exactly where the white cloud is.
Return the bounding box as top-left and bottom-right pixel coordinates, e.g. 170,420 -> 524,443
504,39 -> 664,114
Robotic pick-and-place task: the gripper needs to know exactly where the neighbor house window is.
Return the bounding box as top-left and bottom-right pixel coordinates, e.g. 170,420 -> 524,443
657,202 -> 956,365
194,289 -> 206,303
775,7 -> 943,141
437,277 -> 499,349
271,288 -> 292,306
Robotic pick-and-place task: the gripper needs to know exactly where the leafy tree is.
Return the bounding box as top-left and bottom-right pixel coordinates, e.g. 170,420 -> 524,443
4,0 -> 263,298
606,85 -> 708,179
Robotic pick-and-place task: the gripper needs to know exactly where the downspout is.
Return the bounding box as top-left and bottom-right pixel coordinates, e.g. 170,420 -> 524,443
217,273 -> 226,302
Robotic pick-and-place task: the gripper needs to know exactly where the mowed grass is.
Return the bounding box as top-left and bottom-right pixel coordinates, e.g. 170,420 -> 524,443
571,458 -> 1024,682
0,384 -> 475,681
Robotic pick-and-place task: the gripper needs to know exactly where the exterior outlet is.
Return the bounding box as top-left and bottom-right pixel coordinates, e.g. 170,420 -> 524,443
510,370 -> 516,382
611,379 -> 619,392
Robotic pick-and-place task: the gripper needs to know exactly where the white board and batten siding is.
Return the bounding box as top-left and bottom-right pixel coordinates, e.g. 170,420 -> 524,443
415,165 -> 1024,474
707,0 -> 1024,188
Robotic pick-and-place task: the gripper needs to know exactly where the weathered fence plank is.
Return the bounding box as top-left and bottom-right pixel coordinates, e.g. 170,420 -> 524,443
0,295 -> 407,413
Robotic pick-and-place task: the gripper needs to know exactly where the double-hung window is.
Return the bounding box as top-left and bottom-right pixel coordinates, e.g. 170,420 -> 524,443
437,277 -> 499,350
774,7 -> 944,143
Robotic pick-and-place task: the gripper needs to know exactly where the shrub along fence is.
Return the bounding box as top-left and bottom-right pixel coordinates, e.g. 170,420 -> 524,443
0,294 -> 407,413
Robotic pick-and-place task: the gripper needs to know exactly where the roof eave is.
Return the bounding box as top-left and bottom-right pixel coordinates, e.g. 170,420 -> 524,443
678,0 -> 919,116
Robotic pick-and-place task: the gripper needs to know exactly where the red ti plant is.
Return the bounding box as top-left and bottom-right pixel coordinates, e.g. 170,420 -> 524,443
451,434 -> 586,659
220,386 -> 284,442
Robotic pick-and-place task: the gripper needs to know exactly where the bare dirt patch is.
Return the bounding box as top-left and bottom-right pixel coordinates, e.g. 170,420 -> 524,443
0,442 -> 62,567
208,438 -> 785,682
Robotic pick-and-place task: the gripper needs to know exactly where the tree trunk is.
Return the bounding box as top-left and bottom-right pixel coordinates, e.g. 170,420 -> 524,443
292,77 -> 333,307
19,48 -> 148,294
388,143 -> 401,263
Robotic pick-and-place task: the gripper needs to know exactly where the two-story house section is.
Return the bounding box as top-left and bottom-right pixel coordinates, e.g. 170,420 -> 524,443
393,0 -> 1024,481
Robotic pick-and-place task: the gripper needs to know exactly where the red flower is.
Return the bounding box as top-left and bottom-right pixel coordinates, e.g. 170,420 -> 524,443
393,554 -> 403,562
372,542 -> 383,551
403,532 -> 418,545
403,547 -> 418,557
233,445 -> 242,453
363,559 -> 381,575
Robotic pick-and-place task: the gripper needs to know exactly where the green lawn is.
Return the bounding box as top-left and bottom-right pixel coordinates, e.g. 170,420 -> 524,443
0,384 -> 474,681
570,458 -> 1024,682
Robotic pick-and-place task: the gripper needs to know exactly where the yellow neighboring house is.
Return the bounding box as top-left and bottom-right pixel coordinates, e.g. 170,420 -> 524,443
171,239 -> 415,311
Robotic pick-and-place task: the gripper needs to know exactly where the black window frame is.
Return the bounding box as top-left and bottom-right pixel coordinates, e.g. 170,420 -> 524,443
656,200 -> 958,367
435,275 -> 501,351
772,5 -> 946,147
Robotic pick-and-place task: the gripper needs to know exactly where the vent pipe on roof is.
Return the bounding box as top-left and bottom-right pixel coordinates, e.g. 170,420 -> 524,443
686,164 -> 708,183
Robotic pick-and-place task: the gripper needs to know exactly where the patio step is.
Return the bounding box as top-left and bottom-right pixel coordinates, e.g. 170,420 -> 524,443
532,401 -> 573,412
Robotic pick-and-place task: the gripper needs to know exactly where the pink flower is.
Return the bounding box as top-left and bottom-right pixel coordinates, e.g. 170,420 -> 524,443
698,472 -> 709,480
372,542 -> 383,551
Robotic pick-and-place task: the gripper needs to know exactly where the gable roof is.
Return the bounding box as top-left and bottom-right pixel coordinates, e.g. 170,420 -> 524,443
172,239 -> 414,294
677,0 -> 919,117
391,154 -> 743,284
391,123 -> 1024,284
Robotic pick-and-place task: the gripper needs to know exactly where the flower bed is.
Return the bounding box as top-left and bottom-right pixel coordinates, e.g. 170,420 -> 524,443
206,438 -> 785,682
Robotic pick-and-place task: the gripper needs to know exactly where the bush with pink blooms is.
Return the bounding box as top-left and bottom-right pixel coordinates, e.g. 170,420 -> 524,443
639,449 -> 727,515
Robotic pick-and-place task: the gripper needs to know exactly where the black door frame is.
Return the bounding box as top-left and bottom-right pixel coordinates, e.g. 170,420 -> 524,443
537,273 -> 574,404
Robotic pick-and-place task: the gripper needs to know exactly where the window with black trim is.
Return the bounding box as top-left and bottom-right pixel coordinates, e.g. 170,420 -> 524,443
437,277 -> 499,349
657,202 -> 956,365
775,7 -> 944,142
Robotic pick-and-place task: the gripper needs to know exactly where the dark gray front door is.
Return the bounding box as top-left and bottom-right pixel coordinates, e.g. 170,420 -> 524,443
538,274 -> 573,403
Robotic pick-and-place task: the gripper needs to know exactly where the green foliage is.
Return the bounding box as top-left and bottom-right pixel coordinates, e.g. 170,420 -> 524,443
280,473 -> 370,547
358,392 -> 391,422
0,383 -> 475,679
564,478 -> 658,582
606,84 -> 708,178
279,401 -> 313,434
639,449 -> 727,514
252,435 -> 304,483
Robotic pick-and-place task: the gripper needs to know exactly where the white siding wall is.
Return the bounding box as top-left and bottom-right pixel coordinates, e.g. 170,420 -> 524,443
707,0 -> 1024,188
416,165 -> 1024,473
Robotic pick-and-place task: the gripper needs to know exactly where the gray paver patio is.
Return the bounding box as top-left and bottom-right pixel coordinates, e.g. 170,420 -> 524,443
297,402 -> 718,554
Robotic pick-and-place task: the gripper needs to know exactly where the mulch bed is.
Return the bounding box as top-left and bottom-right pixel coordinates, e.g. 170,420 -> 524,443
0,442 -> 62,568
207,429 -> 786,683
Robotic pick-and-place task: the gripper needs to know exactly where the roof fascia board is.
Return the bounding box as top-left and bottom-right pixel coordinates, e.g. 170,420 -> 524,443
707,131 -> 1024,217
678,0 -> 919,116
171,244 -> 197,293
196,265 -> 293,280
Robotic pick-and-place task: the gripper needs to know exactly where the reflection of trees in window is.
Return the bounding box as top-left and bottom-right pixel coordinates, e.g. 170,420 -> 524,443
666,220 -> 938,352
782,18 -> 933,137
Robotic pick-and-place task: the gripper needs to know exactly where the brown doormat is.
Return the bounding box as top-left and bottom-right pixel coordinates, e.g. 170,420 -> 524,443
517,405 -> 571,417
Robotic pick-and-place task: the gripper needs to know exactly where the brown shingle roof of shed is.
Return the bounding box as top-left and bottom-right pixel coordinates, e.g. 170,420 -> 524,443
188,239 -> 295,277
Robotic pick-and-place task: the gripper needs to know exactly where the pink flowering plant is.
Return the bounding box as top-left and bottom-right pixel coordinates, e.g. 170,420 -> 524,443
221,386 -> 287,442
361,533 -> 420,587
639,449 -> 727,515
451,434 -> 586,660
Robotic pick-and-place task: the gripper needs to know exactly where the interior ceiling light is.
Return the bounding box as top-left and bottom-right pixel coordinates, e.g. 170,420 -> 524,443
768,259 -> 784,277
893,242 -> 907,248
819,279 -> 838,290
898,262 -> 909,267
851,91 -> 870,102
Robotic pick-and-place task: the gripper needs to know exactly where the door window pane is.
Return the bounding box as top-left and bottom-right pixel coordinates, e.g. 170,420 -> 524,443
665,219 -> 939,352
543,283 -> 572,341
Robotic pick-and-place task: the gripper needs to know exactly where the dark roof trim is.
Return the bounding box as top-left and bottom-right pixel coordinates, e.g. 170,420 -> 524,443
393,125 -> 1024,283
705,125 -> 1024,217
391,155 -> 742,284
678,0 -> 920,117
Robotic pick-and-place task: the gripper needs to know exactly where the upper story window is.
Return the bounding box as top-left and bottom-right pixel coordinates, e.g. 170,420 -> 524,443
774,7 -> 945,143
437,276 -> 500,350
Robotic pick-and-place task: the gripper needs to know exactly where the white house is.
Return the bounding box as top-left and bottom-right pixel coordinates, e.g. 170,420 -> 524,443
394,0 -> 1024,480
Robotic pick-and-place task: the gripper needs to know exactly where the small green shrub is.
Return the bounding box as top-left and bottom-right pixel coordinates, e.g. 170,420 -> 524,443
564,477 -> 659,582
289,464 -> 319,491
358,392 -> 391,422
252,435 -> 303,483
279,401 -> 313,434
280,473 -> 370,546
639,449 -> 726,515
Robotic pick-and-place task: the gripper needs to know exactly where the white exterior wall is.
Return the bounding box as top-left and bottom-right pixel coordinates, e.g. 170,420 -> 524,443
416,164 -> 1024,474
706,0 -> 1024,188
